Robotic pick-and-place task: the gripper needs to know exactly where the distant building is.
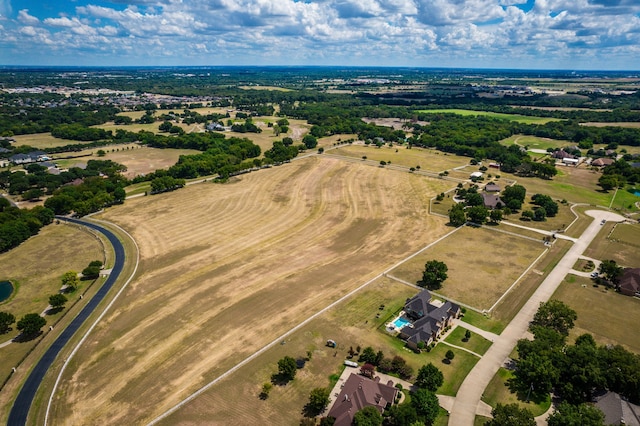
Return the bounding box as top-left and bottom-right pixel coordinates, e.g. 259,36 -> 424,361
592,158 -> 614,167
562,158 -> 579,166
552,150 -> 576,160
206,122 -> 225,131
470,171 -> 483,179
482,192 -> 504,209
594,391 -> 640,426
618,268 -> 640,297
484,182 -> 501,193
327,373 -> 398,426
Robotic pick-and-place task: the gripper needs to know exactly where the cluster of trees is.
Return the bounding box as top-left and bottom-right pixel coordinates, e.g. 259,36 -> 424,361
150,176 -> 186,194
358,347 -> 413,379
230,118 -> 262,133
0,198 -> 54,252
82,260 -> 103,279
0,310 -> 46,338
521,193 -> 559,222
158,121 -> 185,135
263,141 -> 301,164
43,161 -> 127,217
510,300 -> 640,417
599,159 -> 640,190
51,124 -> 112,141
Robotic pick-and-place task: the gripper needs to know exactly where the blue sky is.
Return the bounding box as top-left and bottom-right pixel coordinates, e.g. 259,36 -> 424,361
0,0 -> 639,70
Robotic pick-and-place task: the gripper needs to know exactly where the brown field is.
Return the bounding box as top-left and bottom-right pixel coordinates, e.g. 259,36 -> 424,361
553,275 -> 640,353
155,277 -> 478,425
583,222 -> 640,267
0,222 -> 105,397
581,122 -> 640,128
238,85 -> 292,92
226,118 -> 311,153
54,145 -> 200,179
331,145 -> 470,173
388,226 -> 547,311
11,133 -> 86,149
48,156 -> 454,424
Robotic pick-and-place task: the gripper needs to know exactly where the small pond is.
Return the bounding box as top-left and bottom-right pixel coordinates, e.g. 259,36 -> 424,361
0,281 -> 13,303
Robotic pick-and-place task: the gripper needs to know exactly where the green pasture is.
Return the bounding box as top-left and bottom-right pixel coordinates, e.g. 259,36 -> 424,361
417,109 -> 560,124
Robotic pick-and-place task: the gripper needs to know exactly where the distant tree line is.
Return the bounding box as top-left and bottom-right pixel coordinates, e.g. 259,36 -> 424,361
0,197 -> 54,252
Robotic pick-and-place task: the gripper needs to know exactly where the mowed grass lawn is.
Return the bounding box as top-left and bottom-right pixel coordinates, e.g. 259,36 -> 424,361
482,368 -> 551,417
331,144 -> 470,173
157,278 -> 477,425
417,109 -> 560,124
553,275 -> 640,353
444,326 -> 492,356
0,223 -> 105,397
48,156 -> 454,425
499,166 -> 612,207
389,226 -> 547,311
584,222 -> 640,267
12,133 -> 89,149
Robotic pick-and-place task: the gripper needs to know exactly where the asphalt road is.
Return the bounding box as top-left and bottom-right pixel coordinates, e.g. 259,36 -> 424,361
7,217 -> 125,426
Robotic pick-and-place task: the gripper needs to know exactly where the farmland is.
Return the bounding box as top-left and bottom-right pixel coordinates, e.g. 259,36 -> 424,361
47,156 -> 454,424
417,109 -> 560,124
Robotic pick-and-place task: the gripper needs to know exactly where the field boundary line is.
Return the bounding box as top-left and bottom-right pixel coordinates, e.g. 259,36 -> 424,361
440,341 -> 482,358
44,219 -> 140,426
147,226 -> 463,425
486,247 -> 549,314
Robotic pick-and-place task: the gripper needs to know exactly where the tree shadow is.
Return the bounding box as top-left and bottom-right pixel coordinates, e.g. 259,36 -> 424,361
45,306 -> 64,315
13,330 -> 43,343
271,373 -> 292,386
442,359 -> 451,365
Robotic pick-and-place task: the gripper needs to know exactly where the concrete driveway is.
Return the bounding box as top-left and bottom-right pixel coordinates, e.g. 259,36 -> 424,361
448,210 -> 624,425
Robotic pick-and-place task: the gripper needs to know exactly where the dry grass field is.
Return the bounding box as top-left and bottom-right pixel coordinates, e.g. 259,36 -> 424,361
581,122 -> 640,128
553,275 -> 640,353
389,226 -> 547,311
48,156 -> 454,424
0,222 -> 105,405
12,133 -> 85,149
331,145 -> 469,173
583,222 -> 640,267
54,145 -> 200,179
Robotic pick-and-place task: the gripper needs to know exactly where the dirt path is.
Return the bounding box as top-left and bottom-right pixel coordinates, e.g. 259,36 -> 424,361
448,210 -> 625,425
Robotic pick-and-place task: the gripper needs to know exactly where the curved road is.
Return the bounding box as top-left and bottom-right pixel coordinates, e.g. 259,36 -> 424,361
8,217 -> 125,426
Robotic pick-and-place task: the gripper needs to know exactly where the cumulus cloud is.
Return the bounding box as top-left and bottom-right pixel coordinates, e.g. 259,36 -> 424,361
0,0 -> 637,68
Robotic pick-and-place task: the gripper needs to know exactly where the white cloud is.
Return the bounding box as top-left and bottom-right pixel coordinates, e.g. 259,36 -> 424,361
17,9 -> 39,25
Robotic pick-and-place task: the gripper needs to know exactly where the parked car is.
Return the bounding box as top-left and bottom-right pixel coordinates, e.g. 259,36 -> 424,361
591,272 -> 599,278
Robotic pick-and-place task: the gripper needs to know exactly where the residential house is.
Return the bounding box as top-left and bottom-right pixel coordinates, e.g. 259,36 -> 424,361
327,373 -> 398,426
398,290 -> 460,350
482,192 -> 504,209
470,171 -> 483,179
0,147 -> 10,154
552,150 -> 576,160
9,153 -> 31,164
484,182 -> 501,193
206,122 -> 225,132
592,158 -> 614,167
618,268 -> 640,297
594,391 -> 640,426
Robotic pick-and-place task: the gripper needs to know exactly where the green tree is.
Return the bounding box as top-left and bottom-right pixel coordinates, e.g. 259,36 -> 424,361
599,259 -> 623,284
418,260 -> 448,290
464,330 -> 471,341
0,311 -> 16,334
502,184 -> 527,206
466,205 -> 488,224
489,209 -> 503,223
277,356 -> 297,382
531,300 -> 577,336
410,388 -> 439,424
259,382 -> 272,399
385,403 -> 419,426
306,387 -> 331,416
547,402 -> 605,426
533,207 -> 547,221
303,135 -> 318,149
353,406 -> 383,426
61,271 -> 79,290
16,313 -> 46,337
359,346 -> 377,364
448,203 -> 466,227
49,293 -> 68,309
485,403 -> 535,426
415,363 -> 444,392
445,350 -> 455,363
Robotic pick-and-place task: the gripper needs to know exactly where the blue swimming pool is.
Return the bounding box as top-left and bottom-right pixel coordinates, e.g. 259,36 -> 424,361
393,316 -> 411,329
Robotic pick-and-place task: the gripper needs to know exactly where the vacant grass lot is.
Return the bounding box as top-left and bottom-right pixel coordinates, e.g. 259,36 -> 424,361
498,167 -> 612,207
331,144 -> 470,173
0,222 -> 105,404
417,109 -> 560,124
12,133 -> 87,149
583,222 -> 640,267
389,226 -> 546,311
48,156 -> 454,424
553,274 -> 640,353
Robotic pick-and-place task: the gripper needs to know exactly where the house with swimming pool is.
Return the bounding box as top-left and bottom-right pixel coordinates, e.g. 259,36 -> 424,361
387,290 -> 460,351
